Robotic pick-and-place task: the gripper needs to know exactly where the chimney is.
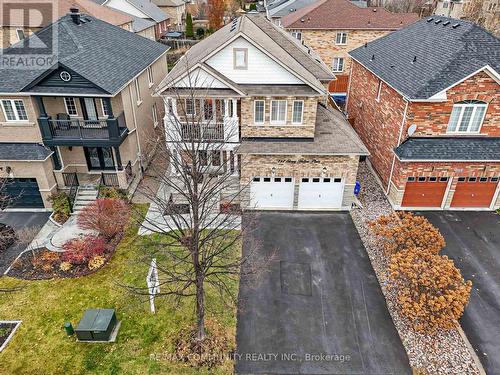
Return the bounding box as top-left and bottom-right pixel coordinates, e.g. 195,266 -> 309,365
69,8 -> 81,25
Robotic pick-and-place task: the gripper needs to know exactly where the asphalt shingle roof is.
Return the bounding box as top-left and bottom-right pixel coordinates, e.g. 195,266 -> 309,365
269,0 -> 318,18
350,16 -> 500,99
394,137 -> 500,161
238,104 -> 369,155
125,0 -> 169,22
0,14 -> 169,95
0,143 -> 53,161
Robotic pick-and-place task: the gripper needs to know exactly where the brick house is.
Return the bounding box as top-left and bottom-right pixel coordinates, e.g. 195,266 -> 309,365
281,0 -> 418,99
347,16 -> 500,210
0,9 -> 169,209
157,14 -> 368,211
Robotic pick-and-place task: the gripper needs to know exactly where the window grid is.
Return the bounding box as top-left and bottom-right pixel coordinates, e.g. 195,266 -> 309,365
447,100 -> 487,133
332,57 -> 344,72
292,100 -> 303,124
254,100 -> 265,124
335,32 -> 347,45
101,99 -> 110,117
270,100 -> 287,124
64,97 -> 78,116
1,99 -> 28,121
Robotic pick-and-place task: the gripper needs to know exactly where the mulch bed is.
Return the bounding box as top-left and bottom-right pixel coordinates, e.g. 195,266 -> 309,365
0,224 -> 16,254
0,322 -> 19,351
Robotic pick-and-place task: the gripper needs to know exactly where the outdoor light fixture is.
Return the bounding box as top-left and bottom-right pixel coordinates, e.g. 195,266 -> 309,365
271,167 -> 276,176
322,167 -> 327,176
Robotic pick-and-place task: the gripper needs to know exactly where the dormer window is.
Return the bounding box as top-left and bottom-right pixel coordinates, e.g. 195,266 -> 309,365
233,48 -> 248,70
447,100 -> 487,133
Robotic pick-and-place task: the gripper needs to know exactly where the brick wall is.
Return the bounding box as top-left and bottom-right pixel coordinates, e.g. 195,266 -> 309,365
346,60 -> 408,187
240,96 -> 317,138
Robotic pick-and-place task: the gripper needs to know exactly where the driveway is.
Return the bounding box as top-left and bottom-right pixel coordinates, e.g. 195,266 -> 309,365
417,211 -> 500,375
236,212 -> 410,374
0,211 -> 50,273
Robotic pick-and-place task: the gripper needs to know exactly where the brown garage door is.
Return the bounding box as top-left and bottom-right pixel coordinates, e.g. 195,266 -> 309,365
401,177 -> 449,208
451,177 -> 499,208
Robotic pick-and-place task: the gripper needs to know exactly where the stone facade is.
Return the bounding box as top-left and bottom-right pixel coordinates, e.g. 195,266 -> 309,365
240,96 -> 317,138
293,29 -> 391,74
347,60 -> 500,209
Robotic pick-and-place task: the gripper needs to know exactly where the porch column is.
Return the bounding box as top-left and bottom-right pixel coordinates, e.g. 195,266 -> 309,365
114,146 -> 123,170
50,146 -> 62,170
224,99 -> 229,118
232,99 -> 237,118
34,96 -> 47,117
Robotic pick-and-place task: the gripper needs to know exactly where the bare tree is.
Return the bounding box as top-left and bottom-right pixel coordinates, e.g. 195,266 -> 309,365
384,0 -> 428,13
127,63 -> 267,342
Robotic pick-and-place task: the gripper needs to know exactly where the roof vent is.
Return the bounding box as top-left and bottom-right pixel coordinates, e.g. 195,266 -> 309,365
452,23 -> 460,28
427,17 -> 434,22
412,56 -> 417,63
69,7 -> 81,25
372,8 -> 377,12
364,42 -> 368,48
300,18 -> 305,22
370,54 -> 375,61
443,20 -> 450,26
435,19 -> 442,24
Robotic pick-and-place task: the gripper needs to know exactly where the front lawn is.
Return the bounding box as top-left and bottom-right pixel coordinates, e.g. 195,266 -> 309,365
0,205 -> 237,375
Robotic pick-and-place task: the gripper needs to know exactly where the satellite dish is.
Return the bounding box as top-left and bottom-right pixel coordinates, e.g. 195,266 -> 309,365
408,124 -> 417,136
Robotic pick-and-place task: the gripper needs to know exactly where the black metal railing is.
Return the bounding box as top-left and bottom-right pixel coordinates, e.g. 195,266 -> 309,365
100,172 -> 119,187
62,172 -> 79,212
180,123 -> 224,141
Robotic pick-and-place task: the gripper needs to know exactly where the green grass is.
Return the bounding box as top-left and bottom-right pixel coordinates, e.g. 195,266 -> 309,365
0,205 -> 238,375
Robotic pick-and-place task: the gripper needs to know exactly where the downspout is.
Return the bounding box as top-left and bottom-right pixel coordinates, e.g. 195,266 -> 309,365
345,60 -> 354,117
386,98 -> 409,195
128,84 -> 144,175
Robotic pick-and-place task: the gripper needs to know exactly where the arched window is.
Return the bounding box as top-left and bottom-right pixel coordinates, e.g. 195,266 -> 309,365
447,100 -> 487,133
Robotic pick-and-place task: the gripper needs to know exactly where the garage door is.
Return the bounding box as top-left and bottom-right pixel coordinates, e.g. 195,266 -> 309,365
250,177 -> 294,209
1,178 -> 44,208
401,177 -> 448,208
451,177 -> 499,208
298,177 -> 344,209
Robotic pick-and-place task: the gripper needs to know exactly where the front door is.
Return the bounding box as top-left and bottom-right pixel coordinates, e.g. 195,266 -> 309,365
81,98 -> 98,121
84,147 -> 115,170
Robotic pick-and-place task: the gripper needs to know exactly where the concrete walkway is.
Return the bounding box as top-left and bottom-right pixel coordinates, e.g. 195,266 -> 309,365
47,216 -> 96,251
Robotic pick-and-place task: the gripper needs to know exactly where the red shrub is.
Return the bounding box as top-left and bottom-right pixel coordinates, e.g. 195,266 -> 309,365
61,235 -> 107,265
77,198 -> 131,239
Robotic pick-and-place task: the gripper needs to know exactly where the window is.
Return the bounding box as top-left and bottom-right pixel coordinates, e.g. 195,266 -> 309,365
447,100 -> 487,133
147,66 -> 154,86
376,80 -> 382,101
101,99 -> 110,117
407,176 -> 416,182
233,48 -> 248,70
332,57 -> 344,72
335,32 -> 347,45
334,178 -> 342,183
439,177 -> 449,182
134,78 -> 142,104
211,151 -> 221,166
203,99 -> 213,121
60,71 -> 71,82
443,1 -> 449,8
418,177 -> 426,182
1,99 -> 28,121
152,103 -> 158,126
254,100 -> 265,124
64,97 -> 78,116
16,29 -> 25,41
270,100 -> 287,124
185,99 -> 195,115
292,100 -> 303,124
291,31 -> 302,41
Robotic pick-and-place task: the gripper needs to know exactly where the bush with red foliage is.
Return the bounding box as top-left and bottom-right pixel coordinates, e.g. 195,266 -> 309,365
77,198 -> 131,239
61,235 -> 107,265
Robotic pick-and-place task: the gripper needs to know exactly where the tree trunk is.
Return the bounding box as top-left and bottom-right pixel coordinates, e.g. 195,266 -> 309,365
195,271 -> 205,341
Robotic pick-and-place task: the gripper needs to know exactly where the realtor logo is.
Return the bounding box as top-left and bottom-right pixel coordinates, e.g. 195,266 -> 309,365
0,0 -> 59,69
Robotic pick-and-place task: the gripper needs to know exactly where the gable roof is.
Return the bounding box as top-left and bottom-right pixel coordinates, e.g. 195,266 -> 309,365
349,16 -> 500,99
282,0 -> 418,29
158,14 -> 333,95
0,14 -> 169,95
268,0 -> 318,18
0,0 -> 133,27
151,0 -> 185,7
104,0 -> 169,22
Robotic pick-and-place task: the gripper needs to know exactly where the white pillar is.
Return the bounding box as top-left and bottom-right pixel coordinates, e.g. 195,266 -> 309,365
232,99 -> 237,118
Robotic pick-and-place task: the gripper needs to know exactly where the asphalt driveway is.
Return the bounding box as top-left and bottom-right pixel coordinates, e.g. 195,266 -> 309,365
417,211 -> 500,375
236,212 -> 410,374
0,211 -> 50,273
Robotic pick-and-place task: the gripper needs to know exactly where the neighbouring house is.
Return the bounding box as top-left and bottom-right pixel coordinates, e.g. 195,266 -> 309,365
347,16 -> 500,210
151,0 -> 186,31
434,0 -> 465,18
156,14 -> 368,211
94,0 -> 171,39
0,9 -> 169,209
281,0 -> 418,102
0,0 -> 133,48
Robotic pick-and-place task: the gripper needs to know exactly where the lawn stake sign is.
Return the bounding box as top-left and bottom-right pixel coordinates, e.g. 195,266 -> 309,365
146,258 -> 160,314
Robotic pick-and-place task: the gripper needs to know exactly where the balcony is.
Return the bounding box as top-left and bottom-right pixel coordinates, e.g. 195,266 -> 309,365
39,112 -> 128,147
180,123 -> 224,141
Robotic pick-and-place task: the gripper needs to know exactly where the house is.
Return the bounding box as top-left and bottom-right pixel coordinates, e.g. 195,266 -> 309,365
156,14 -> 368,211
0,9 -> 169,209
434,0 -> 465,18
151,0 -> 186,31
281,0 -> 418,99
347,16 -> 500,210
0,0 -> 133,48
94,0 -> 171,39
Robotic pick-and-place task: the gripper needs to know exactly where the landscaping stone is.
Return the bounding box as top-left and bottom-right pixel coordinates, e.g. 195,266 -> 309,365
350,161 -> 481,375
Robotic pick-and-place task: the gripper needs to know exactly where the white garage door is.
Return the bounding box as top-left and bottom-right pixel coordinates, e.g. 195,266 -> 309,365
250,177 -> 295,209
298,177 -> 344,210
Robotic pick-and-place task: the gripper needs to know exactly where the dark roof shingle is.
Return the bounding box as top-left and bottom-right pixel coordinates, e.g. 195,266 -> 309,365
0,143 -> 53,161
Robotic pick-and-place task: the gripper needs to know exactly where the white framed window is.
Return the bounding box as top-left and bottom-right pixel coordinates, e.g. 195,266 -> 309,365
16,28 -> 25,41
376,80 -> 382,102
335,32 -> 347,45
270,100 -> 287,125
233,48 -> 248,70
134,78 -> 142,104
292,100 -> 303,124
100,99 -> 110,117
447,100 -> 488,133
332,57 -> 344,72
254,100 -> 265,124
64,97 -> 78,116
147,66 -> 154,87
185,98 -> 196,115
152,102 -> 158,127
1,99 -> 28,122
291,31 -> 302,41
